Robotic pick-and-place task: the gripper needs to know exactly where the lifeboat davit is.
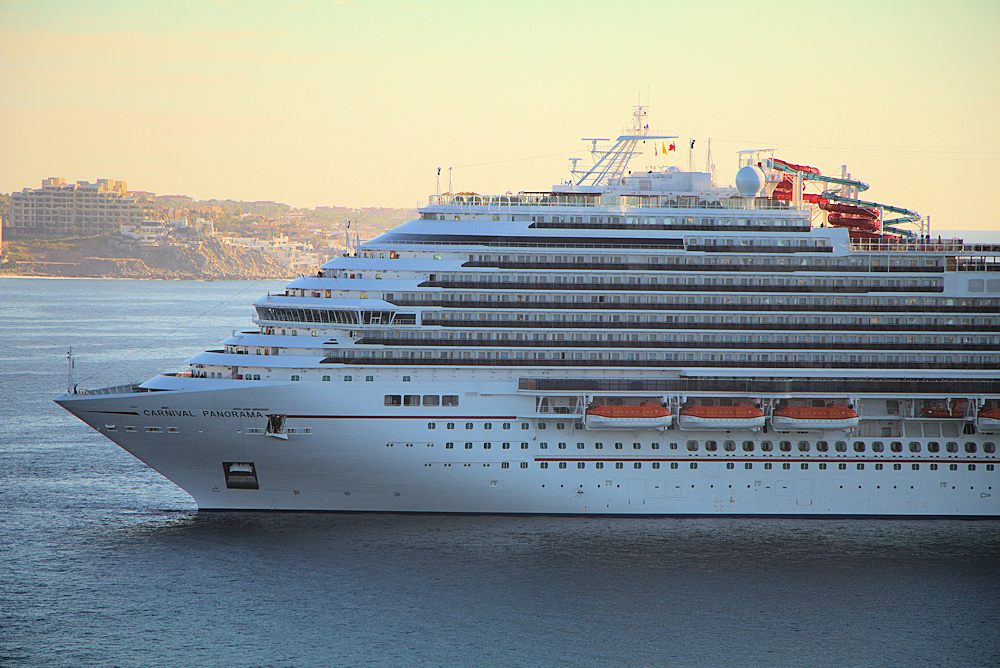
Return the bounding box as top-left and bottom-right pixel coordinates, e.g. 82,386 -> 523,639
677,403 -> 765,431
584,402 -> 673,429
770,405 -> 859,431
977,408 -> 1000,433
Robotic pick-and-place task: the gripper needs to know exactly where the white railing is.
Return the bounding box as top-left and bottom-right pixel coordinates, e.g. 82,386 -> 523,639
851,239 -> 1000,255
77,383 -> 143,396
425,193 -> 782,211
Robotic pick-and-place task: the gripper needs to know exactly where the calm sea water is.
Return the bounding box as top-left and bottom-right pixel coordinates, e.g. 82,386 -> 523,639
2,277 -> 998,667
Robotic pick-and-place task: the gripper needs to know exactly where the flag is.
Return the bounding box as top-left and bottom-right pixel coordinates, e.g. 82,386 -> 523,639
690,139 -> 696,149
668,143 -> 676,152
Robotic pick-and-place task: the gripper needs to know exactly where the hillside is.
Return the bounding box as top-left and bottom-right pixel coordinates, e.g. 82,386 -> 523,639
1,235 -> 292,279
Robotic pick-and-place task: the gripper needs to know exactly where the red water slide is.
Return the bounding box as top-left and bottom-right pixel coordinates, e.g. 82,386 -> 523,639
768,160 -> 881,236
819,200 -> 879,232
771,158 -> 820,175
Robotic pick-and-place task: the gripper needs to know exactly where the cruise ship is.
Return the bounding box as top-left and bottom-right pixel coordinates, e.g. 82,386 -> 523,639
56,109 -> 1000,516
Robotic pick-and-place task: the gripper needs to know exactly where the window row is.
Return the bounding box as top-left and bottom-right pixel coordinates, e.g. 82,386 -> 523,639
384,394 -> 459,407
535,462 -> 993,471
396,295 -> 996,314
325,349 -> 1000,367
683,439 -> 997,454
432,274 -> 939,292
407,437 -> 997,455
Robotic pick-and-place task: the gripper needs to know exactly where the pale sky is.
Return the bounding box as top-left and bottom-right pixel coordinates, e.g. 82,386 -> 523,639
3,0 -> 998,233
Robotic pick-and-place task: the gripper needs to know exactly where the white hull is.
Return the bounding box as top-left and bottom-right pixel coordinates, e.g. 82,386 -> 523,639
677,415 -> 765,431
585,414 -> 673,429
978,418 -> 1000,434
56,380 -> 999,516
51,117 -> 1000,518
770,416 -> 860,432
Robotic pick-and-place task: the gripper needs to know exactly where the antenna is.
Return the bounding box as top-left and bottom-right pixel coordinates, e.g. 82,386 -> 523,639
706,138 -> 714,181
573,106 -> 676,187
67,347 -> 75,394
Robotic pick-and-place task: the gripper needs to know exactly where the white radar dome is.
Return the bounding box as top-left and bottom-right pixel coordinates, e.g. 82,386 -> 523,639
735,165 -> 765,197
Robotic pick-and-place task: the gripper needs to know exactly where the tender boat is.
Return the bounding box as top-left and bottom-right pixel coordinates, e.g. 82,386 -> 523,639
584,402 -> 673,429
977,408 -> 1000,433
770,405 -> 860,431
677,403 -> 765,431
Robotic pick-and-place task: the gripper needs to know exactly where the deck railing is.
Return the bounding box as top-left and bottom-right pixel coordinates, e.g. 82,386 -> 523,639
77,383 -> 145,396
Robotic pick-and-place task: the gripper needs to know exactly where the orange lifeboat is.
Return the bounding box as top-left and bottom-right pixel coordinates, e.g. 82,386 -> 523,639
771,404 -> 859,431
584,402 -> 673,429
921,399 -> 965,419
977,407 -> 1000,433
677,403 -> 765,431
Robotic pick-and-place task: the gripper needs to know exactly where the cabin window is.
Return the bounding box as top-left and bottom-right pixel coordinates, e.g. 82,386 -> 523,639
442,395 -> 459,407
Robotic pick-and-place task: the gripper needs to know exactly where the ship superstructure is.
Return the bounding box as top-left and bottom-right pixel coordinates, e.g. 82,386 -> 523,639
57,110 -> 1000,515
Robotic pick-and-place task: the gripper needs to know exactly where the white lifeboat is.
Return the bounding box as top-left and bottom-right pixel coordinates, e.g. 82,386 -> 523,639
977,408 -> 1000,434
677,403 -> 765,431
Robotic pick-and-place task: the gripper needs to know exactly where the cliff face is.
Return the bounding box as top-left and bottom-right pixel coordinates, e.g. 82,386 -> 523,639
2,235 -> 292,279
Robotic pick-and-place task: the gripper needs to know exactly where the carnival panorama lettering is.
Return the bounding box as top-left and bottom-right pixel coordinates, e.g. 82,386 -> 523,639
140,409 -> 266,418
202,410 -> 265,418
143,409 -> 196,417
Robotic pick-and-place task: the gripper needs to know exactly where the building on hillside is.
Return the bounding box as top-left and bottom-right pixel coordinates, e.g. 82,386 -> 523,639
120,221 -> 169,245
7,178 -> 154,237
220,234 -> 318,273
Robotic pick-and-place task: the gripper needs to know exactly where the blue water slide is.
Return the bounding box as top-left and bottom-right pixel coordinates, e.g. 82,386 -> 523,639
769,159 -> 870,192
